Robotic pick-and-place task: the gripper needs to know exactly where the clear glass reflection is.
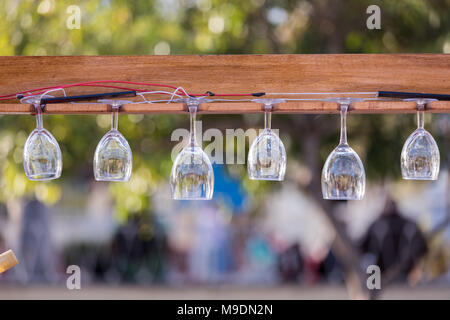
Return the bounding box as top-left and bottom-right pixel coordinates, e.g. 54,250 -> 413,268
23,101 -> 62,181
322,102 -> 366,200
248,100 -> 286,181
401,101 -> 440,180
94,101 -> 132,182
170,99 -> 214,200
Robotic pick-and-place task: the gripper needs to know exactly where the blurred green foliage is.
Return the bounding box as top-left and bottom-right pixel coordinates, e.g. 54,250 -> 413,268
0,0 -> 448,219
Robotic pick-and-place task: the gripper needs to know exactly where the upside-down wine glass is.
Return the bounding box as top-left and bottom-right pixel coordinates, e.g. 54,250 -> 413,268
400,99 -> 440,180
93,100 -> 132,181
170,98 -> 214,200
247,99 -> 286,181
22,96 -> 62,181
321,98 -> 366,200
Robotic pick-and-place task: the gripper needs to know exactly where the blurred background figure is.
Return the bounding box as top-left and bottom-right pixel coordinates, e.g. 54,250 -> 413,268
277,243 -> 303,283
19,199 -> 57,283
361,198 -> 428,282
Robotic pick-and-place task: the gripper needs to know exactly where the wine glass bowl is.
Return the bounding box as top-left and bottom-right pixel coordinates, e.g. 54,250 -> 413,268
248,128 -> 286,181
23,128 -> 62,181
400,99 -> 440,181
170,145 -> 214,200
170,98 -> 214,200
321,143 -> 365,200
94,130 -> 132,181
400,128 -> 440,180
93,100 -> 133,182
247,99 -> 286,181
321,99 -> 366,200
21,95 -> 62,181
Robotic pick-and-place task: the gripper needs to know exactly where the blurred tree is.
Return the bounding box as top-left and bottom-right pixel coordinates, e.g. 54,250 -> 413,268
0,0 -> 449,298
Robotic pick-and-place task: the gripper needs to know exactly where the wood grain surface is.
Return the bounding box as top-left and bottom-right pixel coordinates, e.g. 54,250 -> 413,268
0,54 -> 449,94
0,100 -> 448,114
0,54 -> 449,113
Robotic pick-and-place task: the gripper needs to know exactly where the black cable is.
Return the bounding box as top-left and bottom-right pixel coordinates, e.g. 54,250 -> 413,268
378,91 -> 450,101
40,90 -> 137,104
251,92 -> 266,97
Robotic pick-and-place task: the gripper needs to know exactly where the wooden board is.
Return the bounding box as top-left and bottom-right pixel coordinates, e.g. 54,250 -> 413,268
0,54 -> 449,95
0,100 -> 448,114
0,54 -> 449,113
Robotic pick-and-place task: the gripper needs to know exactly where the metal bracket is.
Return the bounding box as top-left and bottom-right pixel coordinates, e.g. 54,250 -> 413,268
403,98 -> 438,111
252,98 -> 286,112
98,99 -> 133,111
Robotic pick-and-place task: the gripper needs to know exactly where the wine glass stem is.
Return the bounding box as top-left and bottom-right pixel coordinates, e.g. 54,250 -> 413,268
189,105 -> 197,147
111,106 -> 119,131
417,103 -> 425,129
264,110 -> 272,130
264,105 -> 273,158
339,103 -> 348,145
35,104 -> 43,130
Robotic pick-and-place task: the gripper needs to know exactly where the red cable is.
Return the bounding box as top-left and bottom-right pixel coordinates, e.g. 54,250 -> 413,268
0,81 -> 188,98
